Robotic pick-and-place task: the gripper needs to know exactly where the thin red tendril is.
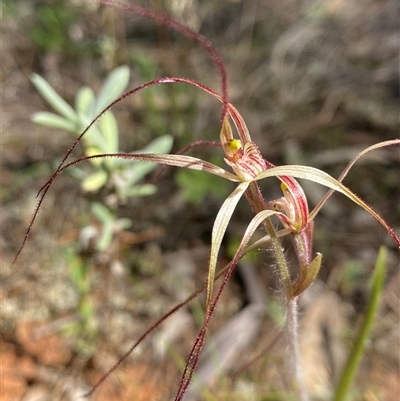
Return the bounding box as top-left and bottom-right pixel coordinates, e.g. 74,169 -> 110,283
151,140 -> 221,183
97,0 -> 229,122
84,283 -> 206,398
175,249 -> 244,399
13,77 -> 223,263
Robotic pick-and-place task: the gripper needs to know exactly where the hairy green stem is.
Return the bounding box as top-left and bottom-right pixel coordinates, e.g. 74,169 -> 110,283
245,182 -> 292,294
245,181 -> 308,398
287,297 -> 309,401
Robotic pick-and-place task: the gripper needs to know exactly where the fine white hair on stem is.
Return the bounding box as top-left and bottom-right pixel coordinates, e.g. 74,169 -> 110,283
287,297 -> 310,401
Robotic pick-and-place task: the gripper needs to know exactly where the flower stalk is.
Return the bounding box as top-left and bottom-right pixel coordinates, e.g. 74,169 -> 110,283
287,297 -> 309,401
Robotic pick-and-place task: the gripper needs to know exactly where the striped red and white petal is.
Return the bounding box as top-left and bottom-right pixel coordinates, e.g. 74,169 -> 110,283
206,181 -> 250,307
254,164 -> 400,248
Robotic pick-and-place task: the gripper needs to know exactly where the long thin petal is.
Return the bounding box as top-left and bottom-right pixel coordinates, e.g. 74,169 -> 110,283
97,0 -> 229,123
35,76 -> 246,199
57,153 -> 241,182
207,182 -> 249,307
311,139 -> 400,218
276,176 -> 309,231
178,207 -> 282,400
150,77 -> 253,144
255,165 -> 400,247
231,210 -> 283,265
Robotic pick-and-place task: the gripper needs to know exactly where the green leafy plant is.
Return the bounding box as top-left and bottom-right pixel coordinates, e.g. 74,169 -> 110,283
31,65 -> 173,242
29,64 -> 173,347
15,1 -> 400,400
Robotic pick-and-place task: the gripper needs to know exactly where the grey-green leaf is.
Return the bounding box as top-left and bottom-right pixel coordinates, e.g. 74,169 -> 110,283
31,73 -> 77,122
99,111 -> 119,153
114,135 -> 173,186
81,170 -> 108,192
140,134 -> 174,154
130,135 -> 174,182
75,86 -> 95,116
93,65 -> 130,115
123,184 -> 157,198
91,202 -> 114,224
97,221 -> 114,252
31,111 -> 77,133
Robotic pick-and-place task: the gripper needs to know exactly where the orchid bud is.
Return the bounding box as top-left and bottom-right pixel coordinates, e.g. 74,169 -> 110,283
268,179 -> 309,234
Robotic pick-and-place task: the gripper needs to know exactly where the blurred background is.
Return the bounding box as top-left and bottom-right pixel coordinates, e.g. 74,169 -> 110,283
2,0 -> 399,400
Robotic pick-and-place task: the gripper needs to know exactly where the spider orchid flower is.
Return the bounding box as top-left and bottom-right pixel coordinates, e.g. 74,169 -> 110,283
15,77 -> 399,307
218,115 -> 315,296
13,1 -> 397,337
15,3 -> 400,399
